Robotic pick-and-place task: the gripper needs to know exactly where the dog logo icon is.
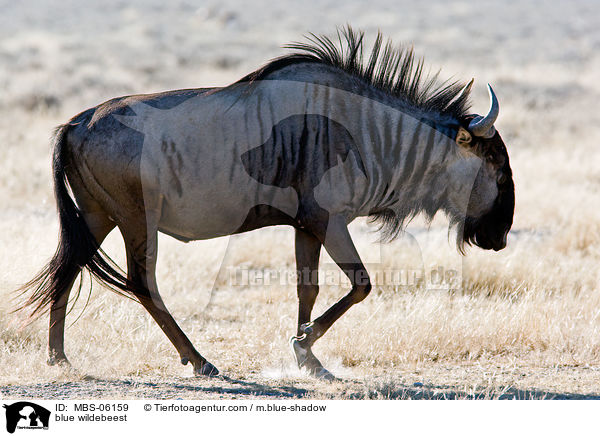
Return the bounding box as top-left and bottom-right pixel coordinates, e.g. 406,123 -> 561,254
3,402 -> 50,433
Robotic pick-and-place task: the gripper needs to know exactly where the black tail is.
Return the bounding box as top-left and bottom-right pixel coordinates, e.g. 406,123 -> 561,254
17,124 -> 139,320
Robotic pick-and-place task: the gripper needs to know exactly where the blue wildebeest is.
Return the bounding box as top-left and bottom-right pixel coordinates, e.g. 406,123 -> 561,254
19,27 -> 514,379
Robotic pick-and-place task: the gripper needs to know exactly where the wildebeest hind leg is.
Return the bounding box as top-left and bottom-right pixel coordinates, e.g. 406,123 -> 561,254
48,200 -> 116,366
121,224 -> 218,376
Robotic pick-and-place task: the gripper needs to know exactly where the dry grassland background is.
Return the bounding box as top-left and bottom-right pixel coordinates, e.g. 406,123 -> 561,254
1,0 -> 600,399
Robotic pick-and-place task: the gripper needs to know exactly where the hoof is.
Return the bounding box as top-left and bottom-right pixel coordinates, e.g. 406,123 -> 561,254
290,337 -> 308,367
194,361 -> 219,377
47,354 -> 71,367
314,367 -> 335,382
290,337 -> 335,381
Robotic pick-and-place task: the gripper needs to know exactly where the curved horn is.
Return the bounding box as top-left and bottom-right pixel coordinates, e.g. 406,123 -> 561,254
468,84 -> 499,138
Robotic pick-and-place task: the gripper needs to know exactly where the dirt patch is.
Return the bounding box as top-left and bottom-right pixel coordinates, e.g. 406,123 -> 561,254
3,364 -> 600,400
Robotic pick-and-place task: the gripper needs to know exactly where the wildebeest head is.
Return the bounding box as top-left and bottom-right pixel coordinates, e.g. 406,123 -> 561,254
453,85 -> 515,252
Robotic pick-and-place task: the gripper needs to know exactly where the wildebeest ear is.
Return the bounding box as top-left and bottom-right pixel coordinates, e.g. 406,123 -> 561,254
455,127 -> 473,148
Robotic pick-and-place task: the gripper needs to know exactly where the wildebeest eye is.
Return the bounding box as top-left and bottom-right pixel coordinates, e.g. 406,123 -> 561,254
497,173 -> 507,184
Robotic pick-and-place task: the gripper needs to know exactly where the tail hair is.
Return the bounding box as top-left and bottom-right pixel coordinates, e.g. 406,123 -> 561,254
16,124 -> 142,321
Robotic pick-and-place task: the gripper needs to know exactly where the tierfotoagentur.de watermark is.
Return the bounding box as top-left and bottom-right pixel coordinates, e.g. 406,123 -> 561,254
226,264 -> 461,291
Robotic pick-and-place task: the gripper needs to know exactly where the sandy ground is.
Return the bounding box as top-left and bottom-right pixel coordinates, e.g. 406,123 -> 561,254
2,0 -> 600,399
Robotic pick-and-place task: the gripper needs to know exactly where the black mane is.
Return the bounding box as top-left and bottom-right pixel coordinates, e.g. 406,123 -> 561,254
238,25 -> 472,120
237,26 -> 480,244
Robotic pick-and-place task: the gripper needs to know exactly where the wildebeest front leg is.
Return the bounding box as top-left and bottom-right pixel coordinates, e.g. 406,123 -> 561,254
290,229 -> 325,375
293,216 -> 371,379
122,226 -> 218,376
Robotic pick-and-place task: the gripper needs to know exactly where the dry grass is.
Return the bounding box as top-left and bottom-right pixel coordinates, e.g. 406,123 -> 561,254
2,0 -> 600,399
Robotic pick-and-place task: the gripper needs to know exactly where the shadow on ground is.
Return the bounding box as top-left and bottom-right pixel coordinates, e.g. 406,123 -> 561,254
2,376 -> 599,400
